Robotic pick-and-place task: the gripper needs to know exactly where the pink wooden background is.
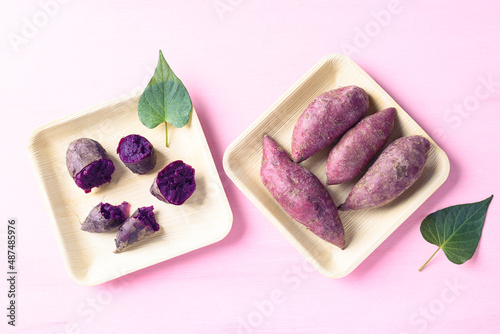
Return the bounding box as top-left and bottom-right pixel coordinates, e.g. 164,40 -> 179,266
2,1 -> 499,333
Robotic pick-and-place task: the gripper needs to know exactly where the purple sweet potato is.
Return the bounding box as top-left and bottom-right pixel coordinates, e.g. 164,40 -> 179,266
114,206 -> 159,253
291,86 -> 369,163
66,138 -> 115,193
326,107 -> 396,185
260,135 -> 345,249
150,160 -> 196,205
339,135 -> 431,211
117,134 -> 156,174
81,201 -> 130,233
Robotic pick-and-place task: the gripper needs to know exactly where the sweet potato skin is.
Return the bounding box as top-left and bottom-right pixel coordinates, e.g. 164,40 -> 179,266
66,138 -> 115,193
114,206 -> 159,253
260,135 -> 345,249
326,107 -> 395,185
81,201 -> 130,233
150,160 -> 196,205
117,134 -> 156,174
291,86 -> 369,163
339,135 -> 431,211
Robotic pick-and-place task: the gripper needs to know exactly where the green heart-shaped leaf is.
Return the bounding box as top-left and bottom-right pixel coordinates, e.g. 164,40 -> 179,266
419,195 -> 493,271
138,50 -> 192,147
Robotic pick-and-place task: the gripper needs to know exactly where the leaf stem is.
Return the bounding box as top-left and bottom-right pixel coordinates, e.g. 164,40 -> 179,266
419,247 -> 441,272
165,121 -> 169,147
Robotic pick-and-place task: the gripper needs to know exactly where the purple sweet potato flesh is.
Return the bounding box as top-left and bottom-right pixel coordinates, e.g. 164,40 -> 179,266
117,134 -> 156,174
326,107 -> 395,185
291,85 -> 369,163
114,206 -> 159,253
74,160 -> 115,193
150,160 -> 196,205
260,135 -> 345,249
66,138 -> 115,193
339,135 -> 431,211
81,201 -> 130,233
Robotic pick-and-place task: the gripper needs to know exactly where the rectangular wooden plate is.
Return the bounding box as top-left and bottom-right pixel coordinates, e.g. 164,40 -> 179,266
28,90 -> 233,286
223,54 -> 450,278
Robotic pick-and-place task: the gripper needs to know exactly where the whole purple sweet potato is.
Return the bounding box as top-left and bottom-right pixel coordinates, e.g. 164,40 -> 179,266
66,138 -> 115,193
114,206 -> 159,253
291,86 -> 369,163
150,160 -> 196,205
339,135 -> 431,211
326,107 -> 395,185
260,135 -> 345,249
81,201 -> 130,233
117,134 -> 156,174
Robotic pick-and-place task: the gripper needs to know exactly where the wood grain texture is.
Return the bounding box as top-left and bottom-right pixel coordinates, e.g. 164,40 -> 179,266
27,90 -> 233,286
223,54 -> 450,278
